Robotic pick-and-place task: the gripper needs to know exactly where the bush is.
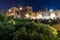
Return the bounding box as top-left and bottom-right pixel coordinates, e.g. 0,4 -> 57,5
13,23 -> 58,40
0,15 -> 59,40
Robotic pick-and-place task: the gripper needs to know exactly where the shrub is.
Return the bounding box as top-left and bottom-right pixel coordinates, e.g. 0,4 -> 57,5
13,23 -> 58,40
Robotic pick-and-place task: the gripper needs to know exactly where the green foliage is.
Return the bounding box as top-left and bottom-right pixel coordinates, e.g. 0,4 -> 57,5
0,14 -> 59,40
0,14 -> 4,22
0,22 -> 59,40
13,23 -> 58,40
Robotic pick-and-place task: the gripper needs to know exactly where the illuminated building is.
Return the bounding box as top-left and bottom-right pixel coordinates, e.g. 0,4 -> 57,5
37,10 -> 57,20
55,10 -> 60,19
30,11 -> 39,19
19,6 -> 32,19
5,6 -> 60,20
6,7 -> 20,18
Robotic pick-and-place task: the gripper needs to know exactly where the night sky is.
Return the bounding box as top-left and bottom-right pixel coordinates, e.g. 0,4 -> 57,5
0,0 -> 60,13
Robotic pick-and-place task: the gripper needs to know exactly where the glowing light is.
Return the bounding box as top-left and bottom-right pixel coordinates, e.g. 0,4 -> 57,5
46,17 -> 50,19
25,14 -> 29,18
49,9 -> 53,11
50,13 -> 56,19
19,7 -> 22,10
13,21 -> 16,25
37,14 -> 42,19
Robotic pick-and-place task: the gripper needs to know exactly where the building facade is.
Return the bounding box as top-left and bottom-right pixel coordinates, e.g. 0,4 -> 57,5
5,6 -> 60,20
19,6 -> 33,19
6,7 -> 20,18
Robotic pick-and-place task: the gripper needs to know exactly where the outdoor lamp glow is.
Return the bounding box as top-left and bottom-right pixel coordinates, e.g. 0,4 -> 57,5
49,9 -> 53,11
19,7 -> 22,10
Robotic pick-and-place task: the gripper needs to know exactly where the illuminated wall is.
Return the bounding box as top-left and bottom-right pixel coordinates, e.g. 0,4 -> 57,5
5,6 -> 60,20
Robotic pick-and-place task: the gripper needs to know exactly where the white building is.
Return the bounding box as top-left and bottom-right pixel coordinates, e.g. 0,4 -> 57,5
6,6 -> 60,20
55,10 -> 60,19
37,10 -> 57,20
